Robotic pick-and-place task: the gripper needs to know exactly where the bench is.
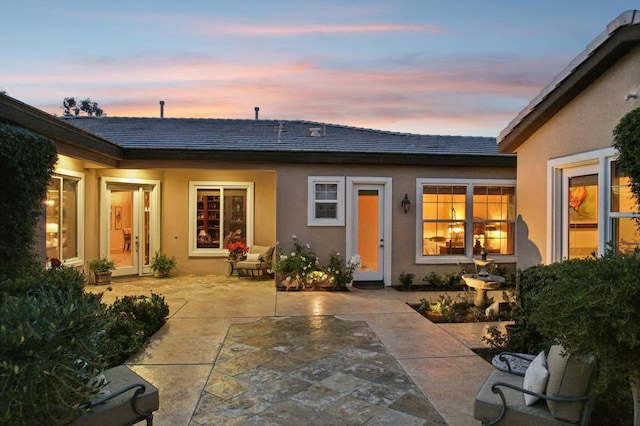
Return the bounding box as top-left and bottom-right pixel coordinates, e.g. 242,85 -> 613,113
72,365 -> 159,426
474,345 -> 597,425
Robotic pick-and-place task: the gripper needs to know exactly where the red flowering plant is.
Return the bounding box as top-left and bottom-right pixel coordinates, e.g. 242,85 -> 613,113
227,241 -> 249,259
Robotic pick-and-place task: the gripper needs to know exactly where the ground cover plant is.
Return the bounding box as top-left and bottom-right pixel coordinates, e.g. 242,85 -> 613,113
413,291 -> 514,323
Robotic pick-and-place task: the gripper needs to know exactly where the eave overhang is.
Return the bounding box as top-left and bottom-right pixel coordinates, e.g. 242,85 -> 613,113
0,94 -> 123,167
498,10 -> 640,153
121,148 -> 516,167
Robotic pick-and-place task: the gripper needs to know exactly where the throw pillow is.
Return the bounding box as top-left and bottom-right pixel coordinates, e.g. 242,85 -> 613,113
245,253 -> 261,262
523,351 -> 549,406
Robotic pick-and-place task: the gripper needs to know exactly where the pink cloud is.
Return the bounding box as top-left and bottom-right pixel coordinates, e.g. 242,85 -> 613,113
4,51 -> 548,136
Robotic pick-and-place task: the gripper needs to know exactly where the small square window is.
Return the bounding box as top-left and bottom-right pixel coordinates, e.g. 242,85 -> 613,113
308,177 -> 345,226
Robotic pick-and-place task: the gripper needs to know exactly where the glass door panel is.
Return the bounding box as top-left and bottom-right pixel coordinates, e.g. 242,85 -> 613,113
354,186 -> 384,282
568,174 -> 598,259
109,189 -> 135,274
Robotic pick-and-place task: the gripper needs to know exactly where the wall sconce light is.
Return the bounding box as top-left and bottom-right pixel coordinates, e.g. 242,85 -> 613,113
401,193 -> 411,214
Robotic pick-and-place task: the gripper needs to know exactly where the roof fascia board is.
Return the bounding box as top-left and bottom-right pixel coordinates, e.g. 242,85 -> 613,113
0,95 -> 123,165
498,10 -> 640,153
121,149 -> 516,167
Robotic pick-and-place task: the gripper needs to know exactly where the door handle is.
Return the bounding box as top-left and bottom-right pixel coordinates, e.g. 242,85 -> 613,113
135,235 -> 139,253
379,238 -> 384,248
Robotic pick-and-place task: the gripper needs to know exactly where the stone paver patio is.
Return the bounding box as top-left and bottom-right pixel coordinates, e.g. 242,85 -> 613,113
90,274 -> 510,425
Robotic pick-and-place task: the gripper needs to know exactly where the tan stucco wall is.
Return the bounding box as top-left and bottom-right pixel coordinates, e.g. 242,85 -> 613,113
83,167 -> 276,276
513,46 -> 640,268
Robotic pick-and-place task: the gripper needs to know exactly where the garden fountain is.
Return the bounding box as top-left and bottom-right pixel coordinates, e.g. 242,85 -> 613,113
461,249 -> 505,306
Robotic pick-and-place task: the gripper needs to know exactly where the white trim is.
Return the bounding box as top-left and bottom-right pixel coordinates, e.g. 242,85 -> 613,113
346,177 -> 392,286
415,178 -> 517,264
546,147 -> 622,263
51,168 -> 85,268
100,177 -> 161,276
307,176 -> 345,226
188,181 -> 254,257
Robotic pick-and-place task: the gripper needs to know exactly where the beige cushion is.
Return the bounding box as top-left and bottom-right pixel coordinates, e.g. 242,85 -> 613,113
249,245 -> 273,261
546,345 -> 596,423
474,370 -> 561,425
245,253 -> 261,262
236,245 -> 274,270
523,351 -> 549,406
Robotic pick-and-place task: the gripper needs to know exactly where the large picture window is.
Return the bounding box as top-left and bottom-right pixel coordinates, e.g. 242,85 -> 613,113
45,171 -> 84,266
419,179 -> 515,261
549,148 -> 640,262
189,182 -> 254,256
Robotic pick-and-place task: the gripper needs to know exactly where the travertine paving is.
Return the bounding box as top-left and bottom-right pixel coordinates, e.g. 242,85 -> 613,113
89,274 -> 507,425
191,316 -> 445,425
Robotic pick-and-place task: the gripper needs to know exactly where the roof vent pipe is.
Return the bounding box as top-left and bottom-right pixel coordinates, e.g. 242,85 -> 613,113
159,100 -> 165,118
254,106 -> 259,120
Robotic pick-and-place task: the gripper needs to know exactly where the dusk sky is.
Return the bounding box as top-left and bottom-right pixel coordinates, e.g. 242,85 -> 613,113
2,2 -> 637,136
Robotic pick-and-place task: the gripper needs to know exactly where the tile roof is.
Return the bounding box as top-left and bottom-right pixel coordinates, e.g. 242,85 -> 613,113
61,117 -> 503,157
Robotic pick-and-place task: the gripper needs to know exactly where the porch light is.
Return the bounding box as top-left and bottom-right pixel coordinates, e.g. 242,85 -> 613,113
401,194 -> 411,214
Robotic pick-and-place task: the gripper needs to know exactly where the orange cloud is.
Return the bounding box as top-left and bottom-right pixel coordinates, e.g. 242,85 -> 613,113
5,51 -> 551,137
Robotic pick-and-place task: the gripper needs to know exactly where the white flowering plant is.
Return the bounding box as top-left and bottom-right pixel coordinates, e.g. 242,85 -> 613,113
325,250 -> 361,289
273,236 -> 319,280
274,236 -> 361,290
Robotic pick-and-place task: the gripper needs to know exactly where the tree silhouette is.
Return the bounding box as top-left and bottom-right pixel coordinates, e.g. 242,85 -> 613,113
61,97 -> 105,117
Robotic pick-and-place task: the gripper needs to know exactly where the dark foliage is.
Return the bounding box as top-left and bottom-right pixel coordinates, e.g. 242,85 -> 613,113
0,123 -> 57,281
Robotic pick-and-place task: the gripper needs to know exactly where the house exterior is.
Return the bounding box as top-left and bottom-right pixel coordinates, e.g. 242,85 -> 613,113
498,10 -> 640,269
2,92 -> 516,286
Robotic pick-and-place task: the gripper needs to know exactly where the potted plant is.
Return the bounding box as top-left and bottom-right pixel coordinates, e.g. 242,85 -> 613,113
150,251 -> 177,278
89,256 -> 116,284
273,236 -> 319,289
226,241 -> 248,260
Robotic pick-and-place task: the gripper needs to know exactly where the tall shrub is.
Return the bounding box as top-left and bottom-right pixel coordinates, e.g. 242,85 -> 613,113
0,123 -> 57,281
526,253 -> 640,424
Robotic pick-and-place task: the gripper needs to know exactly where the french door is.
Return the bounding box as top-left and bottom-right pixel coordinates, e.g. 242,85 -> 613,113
101,178 -> 160,277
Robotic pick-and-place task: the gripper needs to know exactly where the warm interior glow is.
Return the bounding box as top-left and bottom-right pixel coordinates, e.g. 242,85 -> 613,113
357,191 -> 379,273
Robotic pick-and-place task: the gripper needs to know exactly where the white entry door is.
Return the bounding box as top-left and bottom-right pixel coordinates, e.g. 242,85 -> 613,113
347,178 -> 392,284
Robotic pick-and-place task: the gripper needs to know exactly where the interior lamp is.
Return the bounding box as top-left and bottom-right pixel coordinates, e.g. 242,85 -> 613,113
46,222 -> 59,235
401,194 -> 411,214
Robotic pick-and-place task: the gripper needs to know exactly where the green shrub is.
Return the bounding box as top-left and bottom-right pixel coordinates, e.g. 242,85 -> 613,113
522,254 -> 640,424
0,279 -> 111,424
104,293 -> 170,366
422,271 -> 464,289
0,123 -> 57,282
399,271 -> 415,289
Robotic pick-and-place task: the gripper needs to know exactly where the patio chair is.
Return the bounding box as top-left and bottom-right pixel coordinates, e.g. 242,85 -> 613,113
474,345 -> 597,425
72,365 -> 159,426
235,245 -> 274,279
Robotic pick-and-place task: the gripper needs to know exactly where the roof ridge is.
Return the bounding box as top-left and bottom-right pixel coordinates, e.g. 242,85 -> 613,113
61,116 -> 494,140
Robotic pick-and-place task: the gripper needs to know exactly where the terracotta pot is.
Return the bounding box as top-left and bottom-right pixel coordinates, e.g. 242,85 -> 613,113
94,271 -> 112,285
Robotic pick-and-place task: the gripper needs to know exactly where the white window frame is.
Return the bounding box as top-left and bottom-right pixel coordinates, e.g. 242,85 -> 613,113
307,176 -> 345,226
188,181 -> 254,257
416,178 -> 517,264
48,168 -> 85,268
547,147 -> 639,263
